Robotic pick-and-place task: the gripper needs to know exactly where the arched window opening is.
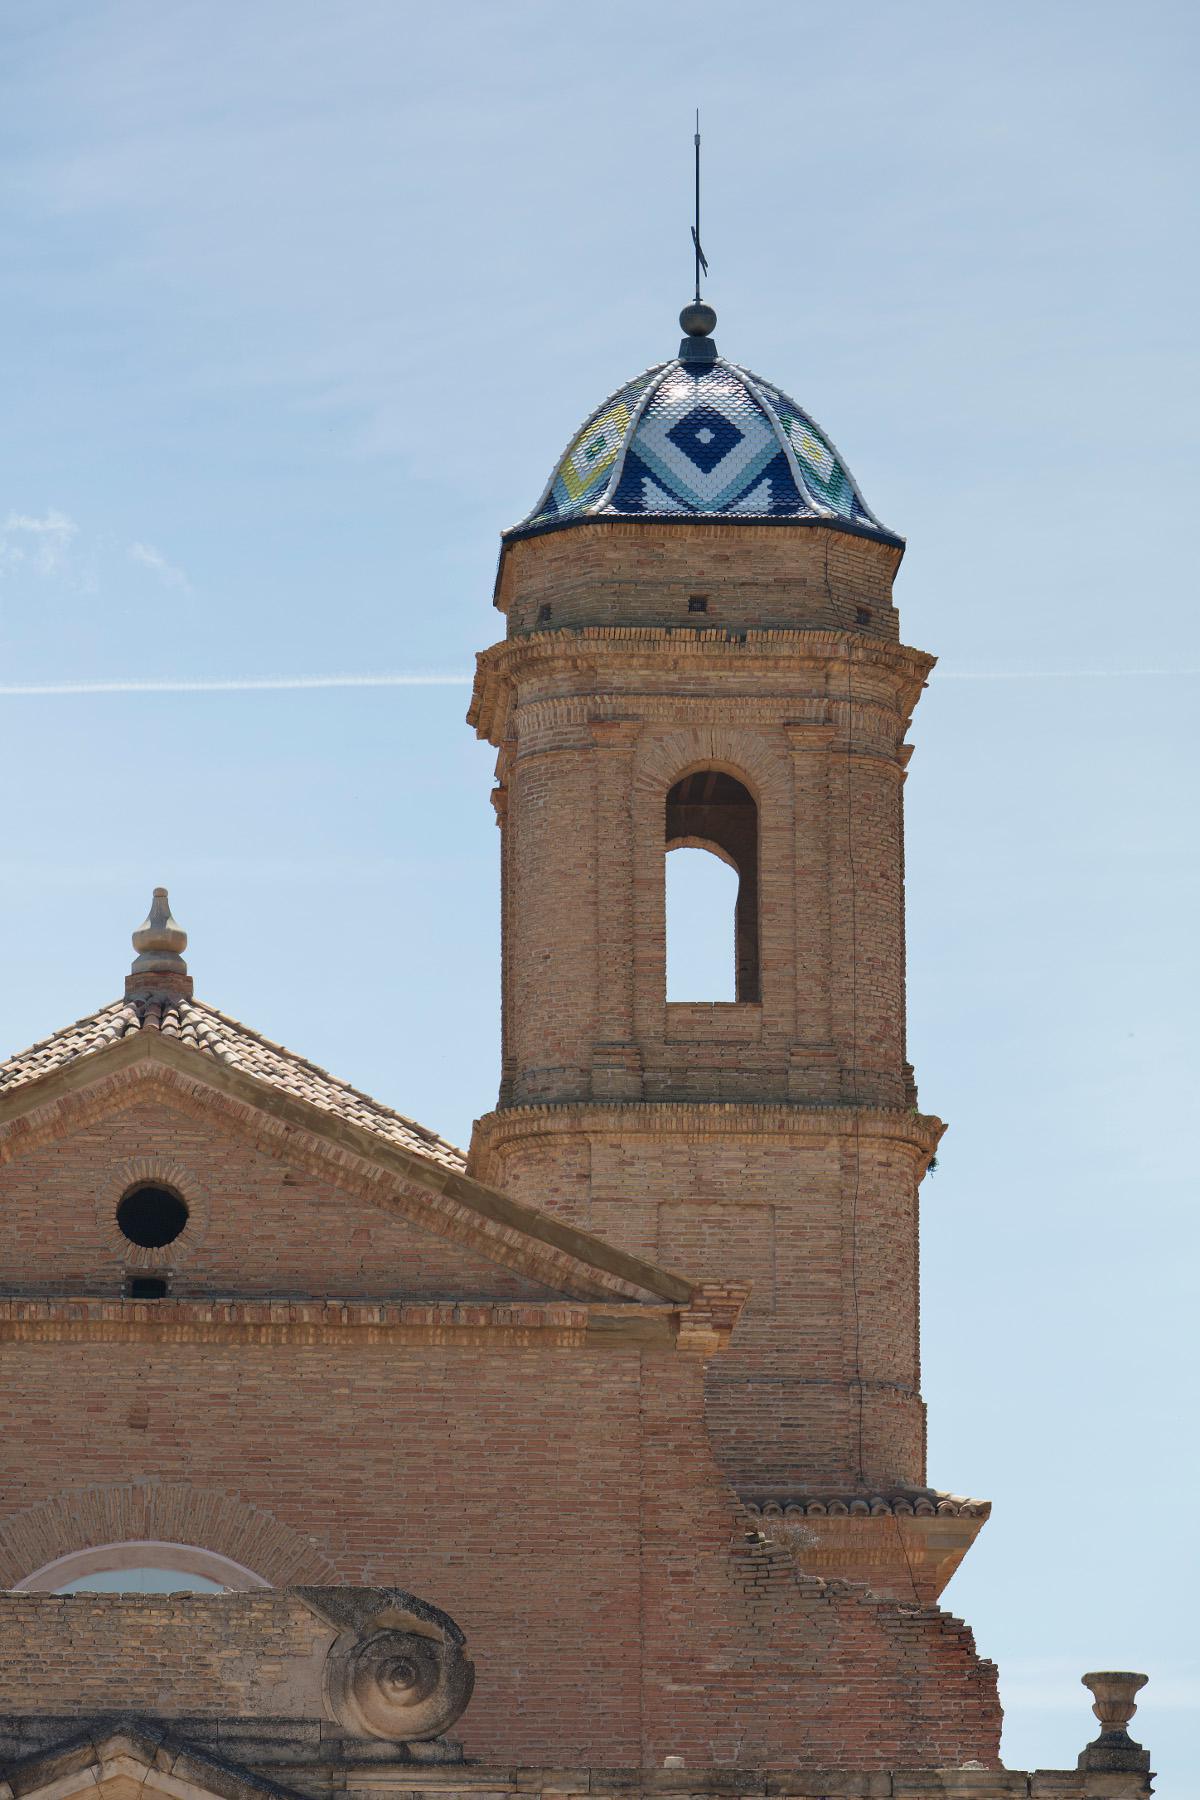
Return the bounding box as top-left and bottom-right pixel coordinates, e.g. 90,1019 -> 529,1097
666,847 -> 739,1000
665,771 -> 760,1002
11,1541 -> 270,1595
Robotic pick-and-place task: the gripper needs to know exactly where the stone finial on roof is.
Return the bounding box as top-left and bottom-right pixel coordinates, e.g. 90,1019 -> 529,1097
126,887 -> 193,1003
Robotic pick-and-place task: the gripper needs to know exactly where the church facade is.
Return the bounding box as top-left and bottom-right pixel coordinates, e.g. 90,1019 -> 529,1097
0,303 -> 1152,1798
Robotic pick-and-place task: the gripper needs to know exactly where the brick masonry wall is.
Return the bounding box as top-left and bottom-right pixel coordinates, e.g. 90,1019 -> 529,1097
0,1095 -> 999,1771
474,630 -> 930,1112
0,1099 -> 557,1302
0,1591 -> 331,1718
495,523 -> 903,640
0,1347 -> 999,1772
468,521 -> 939,1502
0,1326 -> 644,1761
470,1106 -> 933,1496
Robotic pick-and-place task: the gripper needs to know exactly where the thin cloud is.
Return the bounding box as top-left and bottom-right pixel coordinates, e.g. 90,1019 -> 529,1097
128,540 -> 190,590
0,510 -> 79,579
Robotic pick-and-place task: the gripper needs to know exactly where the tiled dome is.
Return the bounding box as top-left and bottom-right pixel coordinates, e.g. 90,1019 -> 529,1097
509,336 -> 900,546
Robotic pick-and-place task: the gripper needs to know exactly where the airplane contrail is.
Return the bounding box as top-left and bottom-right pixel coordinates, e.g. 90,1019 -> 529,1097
935,668 -> 1198,680
0,667 -> 1195,697
0,673 -> 472,696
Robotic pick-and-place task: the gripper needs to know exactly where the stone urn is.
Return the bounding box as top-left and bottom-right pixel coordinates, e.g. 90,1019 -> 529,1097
1079,1671 -> 1150,1774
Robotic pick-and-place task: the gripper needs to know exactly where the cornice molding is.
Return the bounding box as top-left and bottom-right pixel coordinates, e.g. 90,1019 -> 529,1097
0,1292 -> 750,1355
471,1100 -> 946,1159
469,628 -> 935,746
0,1295 -> 595,1349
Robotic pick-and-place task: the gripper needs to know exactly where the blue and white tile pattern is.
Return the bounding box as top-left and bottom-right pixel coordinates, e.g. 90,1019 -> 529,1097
518,355 -> 895,540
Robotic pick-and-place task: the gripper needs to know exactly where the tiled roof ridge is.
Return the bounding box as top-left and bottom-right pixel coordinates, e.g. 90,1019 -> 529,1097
722,355 -> 896,540
743,1489 -> 991,1520
0,994 -> 467,1173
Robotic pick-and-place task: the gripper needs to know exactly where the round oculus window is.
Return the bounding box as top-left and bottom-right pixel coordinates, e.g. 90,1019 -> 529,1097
116,1184 -> 189,1249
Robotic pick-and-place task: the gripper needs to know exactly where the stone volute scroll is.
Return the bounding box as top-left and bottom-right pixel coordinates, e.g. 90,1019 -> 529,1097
297,1587 -> 475,1745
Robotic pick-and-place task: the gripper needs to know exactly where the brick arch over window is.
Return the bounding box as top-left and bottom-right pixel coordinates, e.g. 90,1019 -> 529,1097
12,1540 -> 269,1593
632,730 -> 790,807
0,1483 -> 337,1592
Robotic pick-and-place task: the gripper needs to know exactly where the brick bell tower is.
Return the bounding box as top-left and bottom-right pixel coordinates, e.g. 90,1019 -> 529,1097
468,300 -> 986,1602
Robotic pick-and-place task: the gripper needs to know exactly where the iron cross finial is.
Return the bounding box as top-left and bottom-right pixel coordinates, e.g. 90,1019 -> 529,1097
691,110 -> 709,303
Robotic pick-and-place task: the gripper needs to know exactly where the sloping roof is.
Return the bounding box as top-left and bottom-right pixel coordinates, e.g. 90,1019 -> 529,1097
0,995 -> 466,1173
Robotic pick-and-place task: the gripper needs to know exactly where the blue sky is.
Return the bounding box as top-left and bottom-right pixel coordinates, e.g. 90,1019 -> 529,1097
2,0 -> 1197,1783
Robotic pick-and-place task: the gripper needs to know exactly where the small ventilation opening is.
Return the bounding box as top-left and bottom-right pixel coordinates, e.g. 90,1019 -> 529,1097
537,603 -> 553,624
856,606 -> 872,626
116,1184 -> 188,1248
127,1275 -> 169,1300
687,594 -> 708,614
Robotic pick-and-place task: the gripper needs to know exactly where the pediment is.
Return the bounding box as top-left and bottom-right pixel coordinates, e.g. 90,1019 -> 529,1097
0,1004 -> 740,1345
2,1725 -> 303,1800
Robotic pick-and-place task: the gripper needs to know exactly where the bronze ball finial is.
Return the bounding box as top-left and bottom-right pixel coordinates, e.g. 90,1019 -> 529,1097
679,300 -> 717,337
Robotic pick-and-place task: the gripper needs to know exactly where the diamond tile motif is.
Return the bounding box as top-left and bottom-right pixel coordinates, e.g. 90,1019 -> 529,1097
515,350 -> 897,542
611,365 -> 806,516
665,404 -> 746,474
530,368 -> 662,525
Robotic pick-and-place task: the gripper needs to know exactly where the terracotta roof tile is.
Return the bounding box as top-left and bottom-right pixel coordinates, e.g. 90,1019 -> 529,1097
0,996 -> 467,1174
